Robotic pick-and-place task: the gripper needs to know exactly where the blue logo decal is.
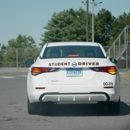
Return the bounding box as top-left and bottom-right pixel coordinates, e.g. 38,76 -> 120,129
72,62 -> 77,67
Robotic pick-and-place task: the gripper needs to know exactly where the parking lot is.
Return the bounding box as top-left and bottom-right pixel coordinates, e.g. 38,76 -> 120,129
0,74 -> 130,130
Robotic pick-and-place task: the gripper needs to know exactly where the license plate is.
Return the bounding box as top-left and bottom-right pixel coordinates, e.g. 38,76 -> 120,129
66,68 -> 83,77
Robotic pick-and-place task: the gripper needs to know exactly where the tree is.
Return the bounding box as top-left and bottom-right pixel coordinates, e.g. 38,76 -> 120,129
111,12 -> 130,44
40,8 -> 86,46
94,9 -> 114,46
8,34 -> 36,48
0,43 -> 6,66
41,8 -> 130,47
3,34 -> 38,67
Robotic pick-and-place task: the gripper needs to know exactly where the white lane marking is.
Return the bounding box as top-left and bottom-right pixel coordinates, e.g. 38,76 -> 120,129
0,76 -> 15,79
0,75 -> 27,79
119,71 -> 130,74
119,72 -> 125,74
17,75 -> 27,77
21,75 -> 27,77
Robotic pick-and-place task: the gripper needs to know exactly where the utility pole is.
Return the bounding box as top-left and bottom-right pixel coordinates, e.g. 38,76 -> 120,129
81,0 -> 103,42
92,0 -> 94,42
81,0 -> 89,42
92,0 -> 103,42
86,0 -> 89,42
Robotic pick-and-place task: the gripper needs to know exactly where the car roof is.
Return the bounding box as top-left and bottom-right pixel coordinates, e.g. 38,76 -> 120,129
47,42 -> 100,47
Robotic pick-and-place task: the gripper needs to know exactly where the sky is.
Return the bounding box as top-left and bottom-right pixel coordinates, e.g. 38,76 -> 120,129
0,0 -> 130,46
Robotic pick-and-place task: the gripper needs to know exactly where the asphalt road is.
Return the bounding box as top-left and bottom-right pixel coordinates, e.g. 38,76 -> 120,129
0,74 -> 130,130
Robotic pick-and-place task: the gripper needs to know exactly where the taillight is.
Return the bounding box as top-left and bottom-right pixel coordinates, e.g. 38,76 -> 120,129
31,67 -> 58,76
107,66 -> 117,75
92,66 -> 117,75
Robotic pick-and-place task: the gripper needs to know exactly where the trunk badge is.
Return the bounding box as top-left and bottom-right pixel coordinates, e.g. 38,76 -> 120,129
72,62 -> 77,67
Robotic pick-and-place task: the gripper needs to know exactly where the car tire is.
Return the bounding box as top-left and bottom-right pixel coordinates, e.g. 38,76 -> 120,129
108,98 -> 120,114
27,98 -> 39,115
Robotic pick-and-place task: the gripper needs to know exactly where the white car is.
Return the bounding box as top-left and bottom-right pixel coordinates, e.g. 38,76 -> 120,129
25,42 -> 120,114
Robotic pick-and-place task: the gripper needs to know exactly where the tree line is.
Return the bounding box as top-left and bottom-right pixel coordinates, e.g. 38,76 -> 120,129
41,8 -> 130,46
0,8 -> 130,67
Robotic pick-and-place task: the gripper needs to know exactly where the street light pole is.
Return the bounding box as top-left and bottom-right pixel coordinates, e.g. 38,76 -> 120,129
82,0 -> 102,42
86,0 -> 89,42
92,0 -> 94,42
81,0 -> 89,42
92,0 -> 102,42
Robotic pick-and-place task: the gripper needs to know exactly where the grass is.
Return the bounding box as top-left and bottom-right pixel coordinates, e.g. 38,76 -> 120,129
0,72 -> 28,75
122,72 -> 130,80
119,68 -> 130,71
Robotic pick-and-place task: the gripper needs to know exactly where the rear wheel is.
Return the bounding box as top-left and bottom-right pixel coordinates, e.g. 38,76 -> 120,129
27,98 -> 39,115
108,98 -> 120,114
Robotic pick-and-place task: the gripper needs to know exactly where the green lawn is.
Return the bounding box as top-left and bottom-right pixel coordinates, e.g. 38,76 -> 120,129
122,71 -> 130,80
0,72 -> 28,75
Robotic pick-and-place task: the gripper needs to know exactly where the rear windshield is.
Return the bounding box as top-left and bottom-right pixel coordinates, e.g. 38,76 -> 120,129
42,46 -> 105,59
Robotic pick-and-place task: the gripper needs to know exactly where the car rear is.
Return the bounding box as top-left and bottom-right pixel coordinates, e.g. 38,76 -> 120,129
27,42 -> 120,114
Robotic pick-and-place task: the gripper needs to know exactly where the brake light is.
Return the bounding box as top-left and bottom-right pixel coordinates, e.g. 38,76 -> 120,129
31,67 -> 57,75
92,66 -> 117,75
107,66 -> 117,75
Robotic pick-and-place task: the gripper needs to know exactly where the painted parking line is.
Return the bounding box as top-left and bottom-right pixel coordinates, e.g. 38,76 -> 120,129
119,71 -> 130,74
0,75 -> 27,79
119,72 -> 125,74
17,75 -> 27,77
0,76 -> 15,79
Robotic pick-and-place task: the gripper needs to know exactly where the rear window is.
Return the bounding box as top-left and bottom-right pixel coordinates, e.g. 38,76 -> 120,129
42,46 -> 105,59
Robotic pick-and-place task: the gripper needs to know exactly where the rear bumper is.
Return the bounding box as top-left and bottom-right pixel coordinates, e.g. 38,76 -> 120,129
39,92 -> 110,103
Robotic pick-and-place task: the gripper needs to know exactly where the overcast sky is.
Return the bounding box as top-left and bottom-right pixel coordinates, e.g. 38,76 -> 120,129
0,0 -> 130,46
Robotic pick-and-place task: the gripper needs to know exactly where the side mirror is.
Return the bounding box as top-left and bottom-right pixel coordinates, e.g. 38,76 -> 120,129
25,59 -> 35,67
110,58 -> 117,64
